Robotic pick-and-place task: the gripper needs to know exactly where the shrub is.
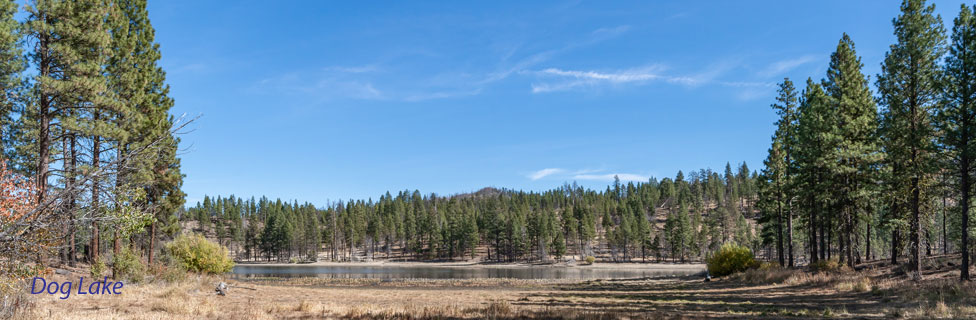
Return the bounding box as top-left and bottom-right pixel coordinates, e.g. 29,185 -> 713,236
809,259 -> 845,273
164,233 -> 234,274
148,255 -> 187,283
112,247 -> 146,283
731,262 -> 799,284
584,256 -> 596,265
90,257 -> 107,279
707,243 -> 757,277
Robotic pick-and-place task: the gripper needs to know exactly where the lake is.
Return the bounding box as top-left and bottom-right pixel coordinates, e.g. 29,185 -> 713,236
232,264 -> 705,280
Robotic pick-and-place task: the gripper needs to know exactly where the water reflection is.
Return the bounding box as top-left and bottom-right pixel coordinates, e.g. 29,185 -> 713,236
232,264 -> 704,280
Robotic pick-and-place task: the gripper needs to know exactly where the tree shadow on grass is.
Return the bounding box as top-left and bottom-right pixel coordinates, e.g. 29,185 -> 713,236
517,279 -> 906,319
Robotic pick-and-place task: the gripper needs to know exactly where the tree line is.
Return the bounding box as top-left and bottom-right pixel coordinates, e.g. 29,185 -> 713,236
187,163 -> 761,264
0,0 -> 184,276
758,0 -> 976,281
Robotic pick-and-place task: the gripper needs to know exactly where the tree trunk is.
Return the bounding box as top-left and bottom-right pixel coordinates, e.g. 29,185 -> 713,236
866,223 -> 871,262
911,175 -> 922,280
91,132 -> 101,264
787,205 -> 794,268
809,192 -> 818,264
891,229 -> 899,265
962,152 -> 970,281
777,192 -> 784,266
944,176 -> 949,255
148,221 -> 156,264
36,31 -> 50,205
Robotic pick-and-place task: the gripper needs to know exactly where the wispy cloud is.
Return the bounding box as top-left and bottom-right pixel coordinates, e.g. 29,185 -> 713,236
524,167 -> 651,182
527,65 -> 710,93
573,173 -> 649,182
529,60 -> 775,95
759,55 -> 818,78
537,67 -> 665,83
528,168 -> 565,180
529,66 -> 677,93
480,25 -> 631,85
253,71 -> 386,101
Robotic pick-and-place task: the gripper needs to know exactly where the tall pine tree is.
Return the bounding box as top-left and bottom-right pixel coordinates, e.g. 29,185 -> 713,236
939,3 -> 976,281
877,0 -> 946,280
823,34 -> 881,268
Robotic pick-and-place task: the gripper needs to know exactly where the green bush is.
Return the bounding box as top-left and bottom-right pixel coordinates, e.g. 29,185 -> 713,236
90,257 -> 107,279
112,247 -> 146,283
164,233 -> 235,274
707,243 -> 757,277
584,256 -> 596,265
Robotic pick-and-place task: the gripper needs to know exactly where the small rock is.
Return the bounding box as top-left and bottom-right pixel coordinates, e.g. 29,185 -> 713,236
215,282 -> 228,296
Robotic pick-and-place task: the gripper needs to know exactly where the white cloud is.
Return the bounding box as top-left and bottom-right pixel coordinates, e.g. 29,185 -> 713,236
537,67 -> 664,83
759,55 -> 818,77
573,173 -> 649,182
528,60 -> 778,94
529,66 -> 676,93
528,168 -> 564,180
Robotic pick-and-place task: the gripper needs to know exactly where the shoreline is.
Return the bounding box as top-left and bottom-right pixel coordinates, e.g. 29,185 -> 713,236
233,259 -> 706,271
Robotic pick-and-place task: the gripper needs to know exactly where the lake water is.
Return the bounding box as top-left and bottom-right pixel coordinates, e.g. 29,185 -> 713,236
232,264 -> 705,280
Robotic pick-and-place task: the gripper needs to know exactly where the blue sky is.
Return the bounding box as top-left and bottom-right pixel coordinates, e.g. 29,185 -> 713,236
148,1 -> 964,206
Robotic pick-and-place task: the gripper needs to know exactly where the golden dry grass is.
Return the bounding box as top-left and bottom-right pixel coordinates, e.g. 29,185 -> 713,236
9,256 -> 976,320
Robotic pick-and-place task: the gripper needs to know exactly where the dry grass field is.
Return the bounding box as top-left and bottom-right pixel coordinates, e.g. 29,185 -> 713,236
7,255 -> 976,319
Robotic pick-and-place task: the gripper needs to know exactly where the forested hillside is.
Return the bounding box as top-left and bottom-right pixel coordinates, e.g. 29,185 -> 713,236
185,163 -> 760,263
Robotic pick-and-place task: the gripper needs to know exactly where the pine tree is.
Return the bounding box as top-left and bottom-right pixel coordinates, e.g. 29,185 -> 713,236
0,0 -> 23,160
770,78 -> 799,267
25,0 -> 120,264
877,0 -> 946,280
795,78 -> 832,264
106,0 -> 185,264
939,3 -> 976,281
823,33 -> 882,268
761,137 -> 787,266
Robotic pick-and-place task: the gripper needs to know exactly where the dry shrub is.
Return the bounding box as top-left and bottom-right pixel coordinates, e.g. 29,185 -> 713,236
808,259 -> 849,273
297,299 -> 319,313
239,302 -> 275,320
151,285 -> 193,314
933,301 -> 952,319
484,300 -> 513,318
833,276 -> 871,292
730,262 -> 799,284
148,283 -> 220,317
0,277 -> 36,320
148,255 -> 189,284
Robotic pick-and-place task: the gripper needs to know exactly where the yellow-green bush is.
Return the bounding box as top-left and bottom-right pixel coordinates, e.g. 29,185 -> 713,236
584,256 -> 596,265
707,243 -> 757,277
90,257 -> 106,279
809,258 -> 846,273
164,233 -> 234,274
112,247 -> 146,282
